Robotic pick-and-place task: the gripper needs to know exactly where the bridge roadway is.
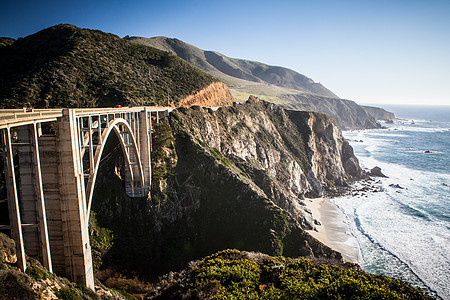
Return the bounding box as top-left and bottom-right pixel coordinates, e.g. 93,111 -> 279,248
0,106 -> 172,289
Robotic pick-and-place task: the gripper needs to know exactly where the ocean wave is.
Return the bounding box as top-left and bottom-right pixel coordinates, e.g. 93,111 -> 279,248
352,209 -> 440,298
341,119 -> 450,298
383,190 -> 431,221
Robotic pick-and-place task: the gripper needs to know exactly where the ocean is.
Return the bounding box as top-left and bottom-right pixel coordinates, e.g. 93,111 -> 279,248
333,104 -> 450,299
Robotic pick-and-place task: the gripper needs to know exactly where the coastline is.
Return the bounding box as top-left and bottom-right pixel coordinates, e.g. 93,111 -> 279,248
305,197 -> 360,263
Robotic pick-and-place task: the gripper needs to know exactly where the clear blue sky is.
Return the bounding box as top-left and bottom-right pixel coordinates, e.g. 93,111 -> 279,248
1,0 -> 449,105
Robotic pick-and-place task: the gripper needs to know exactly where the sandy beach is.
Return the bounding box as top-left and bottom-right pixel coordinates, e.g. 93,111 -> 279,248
305,197 -> 360,263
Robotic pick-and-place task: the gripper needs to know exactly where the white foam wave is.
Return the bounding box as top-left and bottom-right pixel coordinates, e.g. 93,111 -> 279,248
339,127 -> 450,298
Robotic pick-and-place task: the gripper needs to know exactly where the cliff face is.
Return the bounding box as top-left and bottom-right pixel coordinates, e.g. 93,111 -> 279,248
362,105 -> 396,120
172,97 -> 361,226
288,110 -> 363,192
176,82 -> 234,107
89,97 -> 361,282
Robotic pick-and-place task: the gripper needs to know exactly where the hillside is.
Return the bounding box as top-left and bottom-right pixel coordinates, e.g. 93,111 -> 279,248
0,25 -> 223,108
127,36 -> 338,98
0,233 -> 127,299
128,36 -> 384,130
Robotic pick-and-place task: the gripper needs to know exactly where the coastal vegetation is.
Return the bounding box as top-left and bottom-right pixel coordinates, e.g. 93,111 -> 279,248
150,249 -> 432,299
0,232 -> 431,299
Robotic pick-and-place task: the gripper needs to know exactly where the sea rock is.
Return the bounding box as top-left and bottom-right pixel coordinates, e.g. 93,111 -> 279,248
389,184 -> 404,189
423,150 -> 432,153
369,166 -> 387,177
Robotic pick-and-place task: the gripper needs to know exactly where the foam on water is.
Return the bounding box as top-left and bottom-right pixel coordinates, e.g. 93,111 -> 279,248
335,115 -> 450,299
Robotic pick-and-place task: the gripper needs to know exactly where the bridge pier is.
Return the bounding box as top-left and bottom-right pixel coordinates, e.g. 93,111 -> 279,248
55,109 -> 94,289
139,108 -> 152,196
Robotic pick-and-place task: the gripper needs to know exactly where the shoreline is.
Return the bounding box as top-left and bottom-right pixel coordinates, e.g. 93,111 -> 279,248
305,197 -> 360,263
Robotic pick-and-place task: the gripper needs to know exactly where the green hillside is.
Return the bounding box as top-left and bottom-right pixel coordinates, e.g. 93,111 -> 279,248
0,25 -> 216,108
127,36 -> 338,99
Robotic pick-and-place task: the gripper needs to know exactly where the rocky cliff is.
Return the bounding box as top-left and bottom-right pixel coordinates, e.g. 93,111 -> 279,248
176,81 -> 234,107
362,105 -> 396,120
168,96 -> 362,225
88,97 -> 362,288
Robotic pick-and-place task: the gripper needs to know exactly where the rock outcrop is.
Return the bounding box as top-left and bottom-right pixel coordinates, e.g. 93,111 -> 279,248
288,110 -> 363,191
176,82 -> 234,107
370,166 -> 388,177
172,97 -> 362,217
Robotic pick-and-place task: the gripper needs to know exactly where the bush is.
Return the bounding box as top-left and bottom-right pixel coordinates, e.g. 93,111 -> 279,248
151,250 -> 433,299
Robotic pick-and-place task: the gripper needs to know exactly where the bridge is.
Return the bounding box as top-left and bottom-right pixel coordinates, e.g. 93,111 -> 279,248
0,106 -> 171,289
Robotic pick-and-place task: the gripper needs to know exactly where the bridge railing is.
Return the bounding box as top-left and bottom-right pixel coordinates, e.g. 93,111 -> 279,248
0,106 -> 174,129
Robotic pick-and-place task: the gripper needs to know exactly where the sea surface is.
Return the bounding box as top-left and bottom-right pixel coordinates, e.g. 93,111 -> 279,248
333,104 -> 450,299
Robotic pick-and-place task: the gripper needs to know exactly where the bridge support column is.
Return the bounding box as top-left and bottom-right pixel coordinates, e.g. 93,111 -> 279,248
139,108 -> 152,195
16,124 -> 52,272
1,127 -> 27,272
55,109 -> 94,289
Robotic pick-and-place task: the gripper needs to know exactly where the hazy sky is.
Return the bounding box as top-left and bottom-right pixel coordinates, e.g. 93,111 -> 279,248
1,0 -> 449,105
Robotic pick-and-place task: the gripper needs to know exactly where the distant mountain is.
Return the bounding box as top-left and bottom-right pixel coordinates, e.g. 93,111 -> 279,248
0,25 -> 219,108
127,36 -> 338,98
128,36 -> 383,130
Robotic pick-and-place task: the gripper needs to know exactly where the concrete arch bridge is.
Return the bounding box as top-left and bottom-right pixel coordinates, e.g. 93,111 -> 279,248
0,106 -> 171,289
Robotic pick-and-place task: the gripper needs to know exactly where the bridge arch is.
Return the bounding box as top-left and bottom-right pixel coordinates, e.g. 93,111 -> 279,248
85,117 -> 145,218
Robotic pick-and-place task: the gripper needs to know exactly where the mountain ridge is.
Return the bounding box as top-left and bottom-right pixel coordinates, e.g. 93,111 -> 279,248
128,36 -> 385,130
127,36 -> 338,98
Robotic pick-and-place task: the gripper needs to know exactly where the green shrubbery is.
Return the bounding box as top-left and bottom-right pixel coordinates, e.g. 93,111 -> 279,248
151,249 -> 432,299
